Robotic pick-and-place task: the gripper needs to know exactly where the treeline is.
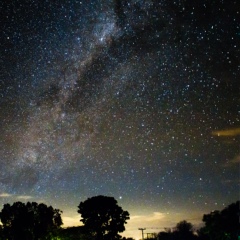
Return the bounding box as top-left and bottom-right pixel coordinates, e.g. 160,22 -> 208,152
0,197 -> 238,240
0,195 -> 129,240
157,201 -> 239,240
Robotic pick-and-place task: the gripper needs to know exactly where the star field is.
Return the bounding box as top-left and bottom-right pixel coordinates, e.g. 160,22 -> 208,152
0,0 -> 239,238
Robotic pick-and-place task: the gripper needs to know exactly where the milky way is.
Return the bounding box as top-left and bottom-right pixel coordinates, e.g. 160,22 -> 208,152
0,0 -> 239,237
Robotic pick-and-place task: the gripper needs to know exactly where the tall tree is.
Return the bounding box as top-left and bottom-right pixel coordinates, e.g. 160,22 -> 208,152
78,195 -> 130,240
201,201 -> 240,240
0,201 -> 62,240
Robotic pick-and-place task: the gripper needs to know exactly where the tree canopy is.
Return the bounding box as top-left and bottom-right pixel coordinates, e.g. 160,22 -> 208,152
200,201 -> 239,240
0,201 -> 62,240
78,195 -> 130,240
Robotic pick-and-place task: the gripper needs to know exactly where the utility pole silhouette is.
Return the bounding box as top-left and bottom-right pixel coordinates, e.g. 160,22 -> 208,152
138,228 -> 146,240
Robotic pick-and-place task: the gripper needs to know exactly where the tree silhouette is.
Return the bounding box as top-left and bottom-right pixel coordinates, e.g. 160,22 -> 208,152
158,221 -> 197,240
0,201 -> 62,240
78,195 -> 130,240
200,201 -> 240,240
175,220 -> 193,232
173,220 -> 196,240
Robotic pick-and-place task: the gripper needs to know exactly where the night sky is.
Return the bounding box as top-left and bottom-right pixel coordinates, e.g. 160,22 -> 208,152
0,0 -> 239,238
